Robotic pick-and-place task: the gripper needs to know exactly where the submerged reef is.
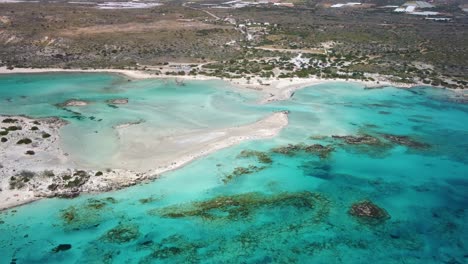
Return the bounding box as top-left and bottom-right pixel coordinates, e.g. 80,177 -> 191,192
106,98 -> 129,105
150,191 -> 329,222
299,161 -> 333,180
271,143 -> 304,156
271,143 -> 334,159
381,134 -> 430,149
60,197 -> 117,230
101,224 -> 140,244
57,99 -> 89,107
222,165 -> 266,184
332,134 -> 381,145
52,244 -> 72,253
349,200 -> 390,225
237,150 -> 272,164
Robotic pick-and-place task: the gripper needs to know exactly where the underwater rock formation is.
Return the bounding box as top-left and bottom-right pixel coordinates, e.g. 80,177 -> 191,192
58,99 -> 89,107
52,244 -> 72,253
349,200 -> 390,224
102,224 -> 140,244
150,191 -> 329,222
381,134 -> 430,149
304,144 -> 334,159
222,165 -> 266,184
332,134 -> 380,145
237,150 -> 272,164
271,144 -> 304,156
60,198 -> 117,230
106,98 -> 129,105
271,143 -> 334,159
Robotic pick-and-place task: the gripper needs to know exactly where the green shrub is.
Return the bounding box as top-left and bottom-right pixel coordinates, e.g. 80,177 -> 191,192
2,118 -> 17,123
17,138 -> 32,144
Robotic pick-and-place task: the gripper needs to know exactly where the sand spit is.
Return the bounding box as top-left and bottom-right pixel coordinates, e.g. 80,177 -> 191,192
113,112 -> 288,175
0,112 -> 288,210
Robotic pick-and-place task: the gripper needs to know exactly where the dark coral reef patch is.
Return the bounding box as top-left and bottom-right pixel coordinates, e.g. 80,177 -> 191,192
149,191 -> 329,222
349,200 -> 390,225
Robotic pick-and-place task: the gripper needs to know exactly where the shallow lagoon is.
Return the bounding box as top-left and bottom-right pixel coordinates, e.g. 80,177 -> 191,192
0,74 -> 467,263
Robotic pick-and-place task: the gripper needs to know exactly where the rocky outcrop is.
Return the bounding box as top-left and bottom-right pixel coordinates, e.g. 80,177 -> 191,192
381,134 -> 430,149
332,134 -> 380,145
349,200 -> 390,224
59,99 -> 89,107
106,98 -> 129,105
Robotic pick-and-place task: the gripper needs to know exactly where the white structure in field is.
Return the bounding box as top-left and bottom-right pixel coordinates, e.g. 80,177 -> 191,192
331,2 -> 361,8
394,1 -> 437,15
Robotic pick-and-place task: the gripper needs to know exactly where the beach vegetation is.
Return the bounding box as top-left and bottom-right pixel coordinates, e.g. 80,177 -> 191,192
30,126 -> 39,131
2,118 -> 17,123
16,138 -> 32,144
65,176 -> 86,188
25,150 -> 35,155
73,170 -> 88,177
95,171 -> 103,176
5,126 -> 21,131
0,130 -> 8,136
42,133 -> 51,138
9,171 -> 36,189
47,183 -> 58,191
1,137 -> 7,142
43,170 -> 55,177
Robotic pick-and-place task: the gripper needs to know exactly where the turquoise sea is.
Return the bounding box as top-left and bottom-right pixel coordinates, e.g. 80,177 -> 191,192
0,73 -> 467,263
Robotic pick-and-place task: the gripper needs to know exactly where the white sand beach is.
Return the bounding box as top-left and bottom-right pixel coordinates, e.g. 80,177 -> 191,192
0,112 -> 288,210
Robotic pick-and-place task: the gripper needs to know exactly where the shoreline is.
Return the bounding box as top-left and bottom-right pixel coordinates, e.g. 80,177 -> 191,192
0,66 -> 461,210
0,112 -> 289,211
0,66 -> 440,103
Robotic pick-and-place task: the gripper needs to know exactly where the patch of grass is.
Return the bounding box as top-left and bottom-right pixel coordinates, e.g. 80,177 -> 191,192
42,133 -> 51,139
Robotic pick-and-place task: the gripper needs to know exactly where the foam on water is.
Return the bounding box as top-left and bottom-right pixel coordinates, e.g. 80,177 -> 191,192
0,74 -> 467,263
